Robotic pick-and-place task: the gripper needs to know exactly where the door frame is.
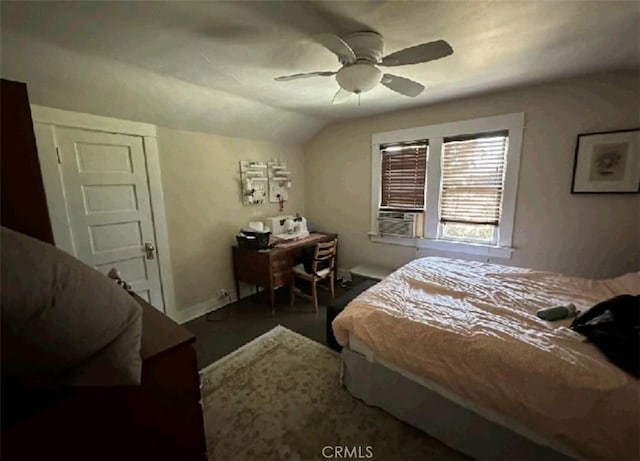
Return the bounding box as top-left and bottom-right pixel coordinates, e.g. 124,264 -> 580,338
31,105 -> 176,317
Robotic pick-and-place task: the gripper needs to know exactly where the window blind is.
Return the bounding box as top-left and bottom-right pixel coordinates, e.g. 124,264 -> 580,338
380,142 -> 427,210
440,132 -> 508,225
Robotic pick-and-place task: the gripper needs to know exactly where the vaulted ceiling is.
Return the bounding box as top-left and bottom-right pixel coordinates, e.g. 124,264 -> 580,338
1,1 -> 639,143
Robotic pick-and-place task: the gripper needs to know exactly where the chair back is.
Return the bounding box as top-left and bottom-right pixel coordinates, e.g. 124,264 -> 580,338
313,239 -> 337,276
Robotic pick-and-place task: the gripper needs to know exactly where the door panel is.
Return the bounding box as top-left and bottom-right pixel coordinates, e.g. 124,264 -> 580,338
82,184 -> 138,213
89,221 -> 142,252
95,257 -> 147,283
76,143 -> 133,173
136,290 -> 152,304
55,127 -> 164,309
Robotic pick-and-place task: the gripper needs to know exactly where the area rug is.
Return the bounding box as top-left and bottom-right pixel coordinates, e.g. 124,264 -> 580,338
199,325 -> 468,460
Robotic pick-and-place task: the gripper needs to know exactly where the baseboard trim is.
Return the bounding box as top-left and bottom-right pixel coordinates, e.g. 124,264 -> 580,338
172,271 -> 350,324
171,294 -> 237,325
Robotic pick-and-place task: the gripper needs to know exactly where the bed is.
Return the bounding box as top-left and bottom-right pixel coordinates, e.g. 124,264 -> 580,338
332,257 -> 640,460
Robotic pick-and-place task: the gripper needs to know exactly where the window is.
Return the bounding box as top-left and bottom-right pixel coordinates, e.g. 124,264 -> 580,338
439,132 -> 508,245
380,142 -> 427,210
370,113 -> 524,258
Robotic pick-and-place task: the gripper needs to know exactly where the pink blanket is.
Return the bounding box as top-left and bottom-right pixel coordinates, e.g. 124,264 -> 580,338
333,257 -> 640,460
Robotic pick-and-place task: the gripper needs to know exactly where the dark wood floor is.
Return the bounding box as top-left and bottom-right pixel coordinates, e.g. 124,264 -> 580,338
184,285 -> 347,369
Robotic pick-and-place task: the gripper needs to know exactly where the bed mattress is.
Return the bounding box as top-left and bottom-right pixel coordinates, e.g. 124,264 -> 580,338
344,336 -> 576,460
332,257 -> 640,460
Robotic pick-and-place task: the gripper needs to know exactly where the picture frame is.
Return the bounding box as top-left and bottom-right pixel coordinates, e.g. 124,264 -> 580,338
571,128 -> 640,193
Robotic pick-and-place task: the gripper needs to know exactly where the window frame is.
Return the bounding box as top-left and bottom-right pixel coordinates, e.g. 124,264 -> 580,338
370,112 -> 524,259
379,141 -> 428,211
438,222 -> 498,245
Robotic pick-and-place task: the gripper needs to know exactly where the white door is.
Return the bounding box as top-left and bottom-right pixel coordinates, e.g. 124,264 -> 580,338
54,126 -> 164,308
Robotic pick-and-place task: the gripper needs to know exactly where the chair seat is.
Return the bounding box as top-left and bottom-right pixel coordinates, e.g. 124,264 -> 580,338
293,263 -> 331,279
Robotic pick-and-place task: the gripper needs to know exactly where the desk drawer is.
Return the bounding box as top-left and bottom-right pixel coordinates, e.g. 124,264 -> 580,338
271,254 -> 291,271
270,252 -> 292,289
272,270 -> 291,289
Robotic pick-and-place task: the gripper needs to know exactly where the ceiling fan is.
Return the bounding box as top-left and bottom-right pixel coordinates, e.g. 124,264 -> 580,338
274,31 -> 453,104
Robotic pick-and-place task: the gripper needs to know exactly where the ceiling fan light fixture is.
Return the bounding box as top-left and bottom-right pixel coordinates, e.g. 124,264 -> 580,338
335,63 -> 382,94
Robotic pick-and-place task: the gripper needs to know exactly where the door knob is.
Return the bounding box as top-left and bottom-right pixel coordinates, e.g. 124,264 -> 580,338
144,242 -> 156,260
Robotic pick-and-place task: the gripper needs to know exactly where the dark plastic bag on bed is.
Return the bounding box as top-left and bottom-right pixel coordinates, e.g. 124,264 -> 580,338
570,294 -> 640,378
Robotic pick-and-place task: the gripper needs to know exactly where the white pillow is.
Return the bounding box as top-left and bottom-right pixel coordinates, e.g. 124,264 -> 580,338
1,227 -> 143,386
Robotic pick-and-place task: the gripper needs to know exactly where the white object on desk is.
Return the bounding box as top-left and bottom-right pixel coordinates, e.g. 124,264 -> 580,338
247,221 -> 265,232
265,215 -> 309,240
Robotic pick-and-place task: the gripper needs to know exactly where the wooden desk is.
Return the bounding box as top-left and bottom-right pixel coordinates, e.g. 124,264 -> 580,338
232,232 -> 338,314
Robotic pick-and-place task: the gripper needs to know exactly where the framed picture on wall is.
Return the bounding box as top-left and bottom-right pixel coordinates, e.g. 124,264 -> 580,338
571,128 -> 640,193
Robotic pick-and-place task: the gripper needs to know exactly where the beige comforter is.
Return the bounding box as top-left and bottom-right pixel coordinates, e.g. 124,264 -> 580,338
333,257 -> 640,460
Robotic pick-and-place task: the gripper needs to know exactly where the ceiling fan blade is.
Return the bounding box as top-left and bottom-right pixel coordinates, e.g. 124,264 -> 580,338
315,33 -> 356,64
274,71 -> 336,81
381,40 -> 453,66
332,88 -> 352,104
381,74 -> 425,97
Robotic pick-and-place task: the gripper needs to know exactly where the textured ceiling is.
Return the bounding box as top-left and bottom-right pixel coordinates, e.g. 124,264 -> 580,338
1,1 -> 639,143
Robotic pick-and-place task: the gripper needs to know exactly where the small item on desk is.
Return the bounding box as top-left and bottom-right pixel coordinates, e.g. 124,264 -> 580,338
236,227 -> 271,250
536,303 -> 578,321
271,233 -> 322,249
247,221 -> 266,232
265,214 -> 309,241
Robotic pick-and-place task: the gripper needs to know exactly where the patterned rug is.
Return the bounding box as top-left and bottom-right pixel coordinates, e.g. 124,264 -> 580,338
199,325 -> 468,460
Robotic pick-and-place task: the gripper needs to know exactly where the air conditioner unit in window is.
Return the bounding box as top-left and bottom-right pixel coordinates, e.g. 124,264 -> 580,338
377,211 -> 418,238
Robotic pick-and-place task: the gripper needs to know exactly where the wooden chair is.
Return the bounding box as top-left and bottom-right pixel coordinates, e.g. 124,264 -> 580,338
290,239 -> 337,312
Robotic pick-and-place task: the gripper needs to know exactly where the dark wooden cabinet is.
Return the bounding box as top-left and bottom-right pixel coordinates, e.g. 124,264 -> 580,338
0,78 -> 54,243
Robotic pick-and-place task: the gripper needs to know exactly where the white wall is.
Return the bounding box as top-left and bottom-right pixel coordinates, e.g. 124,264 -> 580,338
157,127 -> 305,321
304,71 -> 640,279
1,31 -> 313,322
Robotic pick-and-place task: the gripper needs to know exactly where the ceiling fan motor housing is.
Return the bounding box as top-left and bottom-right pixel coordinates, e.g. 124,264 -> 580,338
342,31 -> 385,62
336,63 -> 382,93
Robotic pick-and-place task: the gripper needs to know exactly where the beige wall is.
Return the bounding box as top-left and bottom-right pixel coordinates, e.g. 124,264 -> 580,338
304,71 -> 640,279
157,127 -> 305,314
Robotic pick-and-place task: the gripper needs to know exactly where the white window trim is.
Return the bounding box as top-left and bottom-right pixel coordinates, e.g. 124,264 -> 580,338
370,112 -> 524,259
